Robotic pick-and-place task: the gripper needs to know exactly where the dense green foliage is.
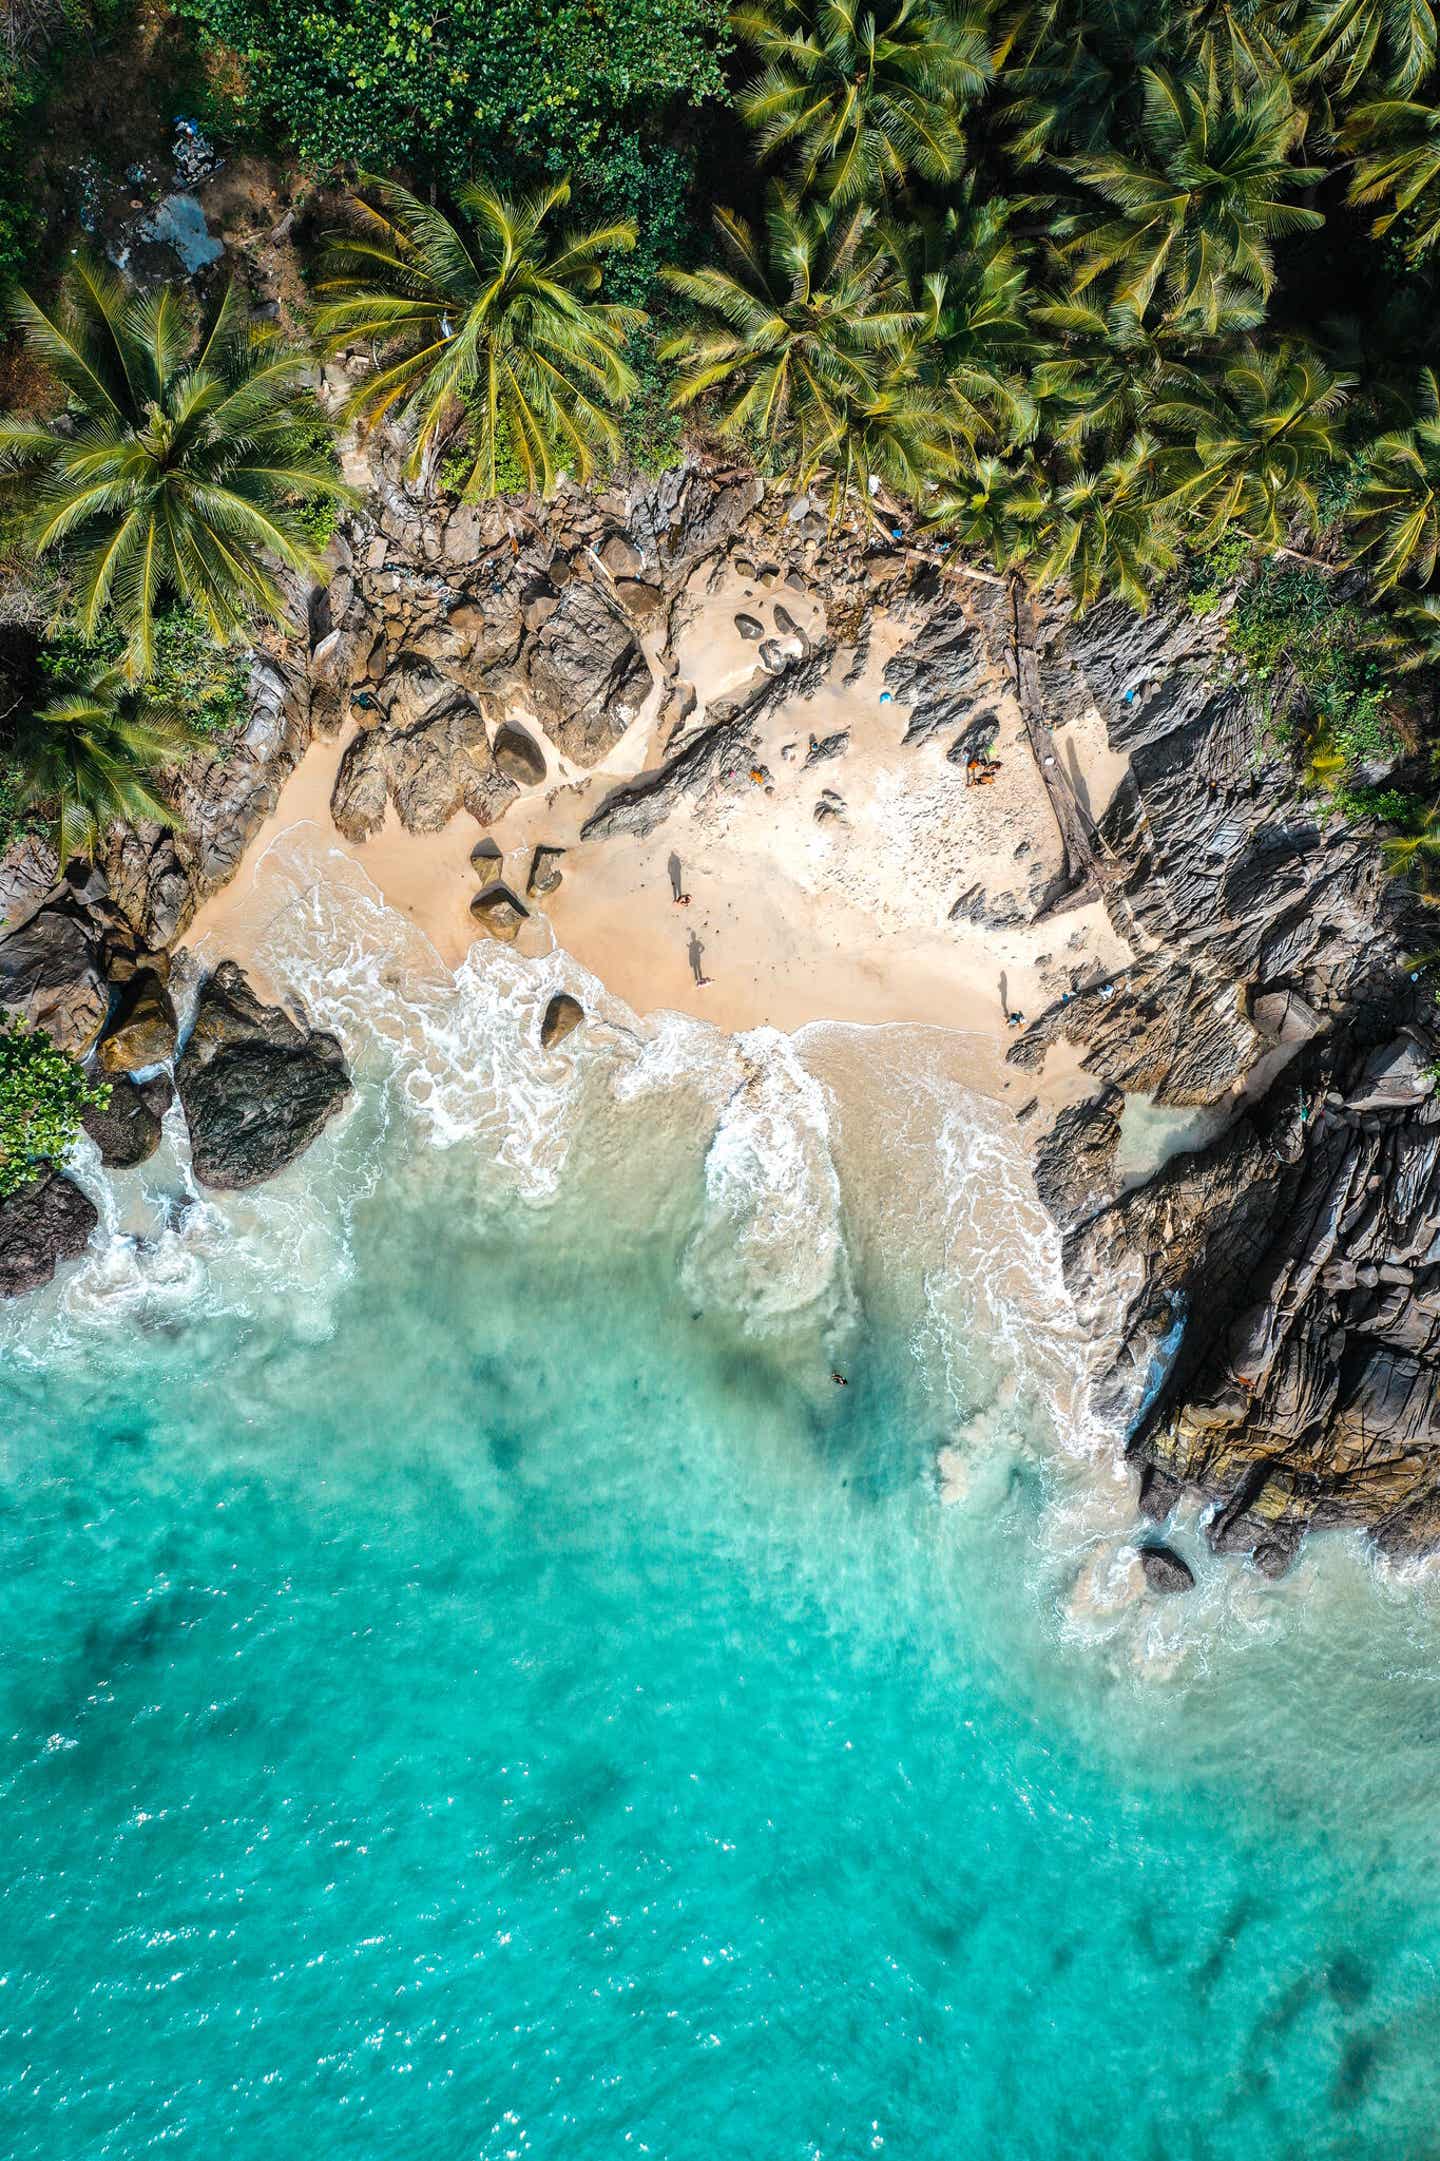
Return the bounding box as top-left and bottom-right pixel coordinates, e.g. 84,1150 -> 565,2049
18,661 -> 198,866
177,0 -> 730,176
0,1018 -> 107,1198
43,609 -> 252,742
316,176 -> 642,495
0,264 -> 353,672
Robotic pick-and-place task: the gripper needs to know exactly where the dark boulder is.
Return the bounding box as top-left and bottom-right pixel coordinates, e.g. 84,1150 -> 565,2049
0,864 -> 110,1057
540,993 -> 584,1050
1137,1543 -> 1195,1595
82,1072 -> 172,1168
176,961 -> 350,1190
0,1170 -> 97,1298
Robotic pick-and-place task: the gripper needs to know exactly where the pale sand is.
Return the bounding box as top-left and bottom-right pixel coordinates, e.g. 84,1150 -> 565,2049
189,565 -> 1134,1106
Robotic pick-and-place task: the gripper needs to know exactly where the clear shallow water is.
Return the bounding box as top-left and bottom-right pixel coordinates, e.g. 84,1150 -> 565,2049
7,847 -> 1440,2159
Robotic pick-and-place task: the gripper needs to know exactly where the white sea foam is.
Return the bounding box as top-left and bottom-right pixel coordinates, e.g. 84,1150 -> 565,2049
681,1027 -> 855,1335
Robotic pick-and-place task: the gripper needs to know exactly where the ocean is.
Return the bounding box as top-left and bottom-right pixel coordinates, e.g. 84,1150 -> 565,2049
4,836 -> 1440,2160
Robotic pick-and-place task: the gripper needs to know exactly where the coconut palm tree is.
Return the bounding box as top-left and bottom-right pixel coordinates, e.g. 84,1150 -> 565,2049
735,0 -> 991,202
1348,368 -> 1440,587
1175,0 -> 1303,92
1062,65 -> 1324,329
924,451 -> 1048,571
315,175 -> 641,496
18,663 -> 197,868
1300,0 -> 1437,95
887,191 -> 1037,446
1152,342 -> 1353,547
996,0 -> 1165,162
1027,286 -> 1264,454
661,192 -> 948,509
0,262 -> 348,677
1024,435 -> 1181,611
1381,802 -> 1440,893
1346,96 -> 1440,258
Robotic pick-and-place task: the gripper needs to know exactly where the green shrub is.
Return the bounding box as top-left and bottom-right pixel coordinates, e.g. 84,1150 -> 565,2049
1332,784 -> 1426,825
0,1019 -> 108,1199
1230,566 -> 1400,775
614,329 -> 685,478
177,0 -> 730,179
42,609 -> 251,743
1183,532 -> 1253,617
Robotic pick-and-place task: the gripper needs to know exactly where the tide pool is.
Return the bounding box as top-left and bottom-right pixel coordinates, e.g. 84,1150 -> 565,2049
5,850 -> 1440,2160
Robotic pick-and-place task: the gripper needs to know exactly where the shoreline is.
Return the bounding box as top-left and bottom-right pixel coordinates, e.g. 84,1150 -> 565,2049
189,554 -> 1134,1122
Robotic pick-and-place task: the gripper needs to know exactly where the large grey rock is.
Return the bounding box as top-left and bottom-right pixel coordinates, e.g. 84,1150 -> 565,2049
330,672 -> 518,839
523,577 -> 652,766
176,961 -> 350,1190
0,1170 -> 97,1297
0,866 -> 110,1057
82,1072 -> 172,1168
1137,1543 -> 1195,1595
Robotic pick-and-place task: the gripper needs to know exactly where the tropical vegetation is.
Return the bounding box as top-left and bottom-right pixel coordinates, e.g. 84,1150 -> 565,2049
10,0 -> 1440,879
0,1017 -> 107,1199
0,264 -> 350,675
315,176 -> 642,496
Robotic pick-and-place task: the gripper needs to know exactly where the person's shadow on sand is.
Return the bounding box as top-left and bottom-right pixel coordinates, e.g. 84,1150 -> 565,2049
688,931 -> 708,986
669,851 -> 684,902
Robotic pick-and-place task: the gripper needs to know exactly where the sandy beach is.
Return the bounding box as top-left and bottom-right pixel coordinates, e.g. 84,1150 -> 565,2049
190,554 -> 1135,1106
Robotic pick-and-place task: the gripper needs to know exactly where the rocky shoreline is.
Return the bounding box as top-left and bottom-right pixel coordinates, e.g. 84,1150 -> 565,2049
2,452 -> 1435,1572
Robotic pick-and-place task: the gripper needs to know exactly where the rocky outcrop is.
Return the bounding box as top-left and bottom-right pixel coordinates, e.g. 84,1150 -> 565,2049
522,577 -> 652,763
0,862 -> 113,1056
0,1170 -> 97,1297
330,669 -> 518,840
176,960 -> 350,1190
1016,596 -> 1440,1569
82,1072 -> 172,1168
96,969 -> 177,1075
1138,1543 -> 1195,1594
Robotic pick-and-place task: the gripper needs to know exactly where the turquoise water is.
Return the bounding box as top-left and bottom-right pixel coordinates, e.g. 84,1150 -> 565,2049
7,844 -> 1440,2160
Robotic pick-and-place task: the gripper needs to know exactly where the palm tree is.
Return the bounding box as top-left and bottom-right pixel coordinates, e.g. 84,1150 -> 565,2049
661,193 -> 949,510
924,451 -> 1048,571
888,192 -> 1036,446
1152,343 -> 1353,548
1300,0 -> 1437,95
1346,96 -> 1440,258
1062,66 -> 1324,329
1381,802 -> 1440,894
18,663 -> 197,868
1023,436 -> 1181,611
315,175 -> 641,496
1027,287 -> 1263,454
0,261 -> 348,676
735,0 -> 991,202
1348,368 -> 1440,587
1385,587 -> 1440,667
1176,0 -> 1303,93
996,0 -> 1165,163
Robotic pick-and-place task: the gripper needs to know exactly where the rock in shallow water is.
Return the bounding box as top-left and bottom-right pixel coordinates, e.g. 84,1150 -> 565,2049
176,962 -> 350,1190
82,1073 -> 172,1168
0,1170 -> 97,1297
540,993 -> 584,1051
1138,1543 -> 1196,1595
